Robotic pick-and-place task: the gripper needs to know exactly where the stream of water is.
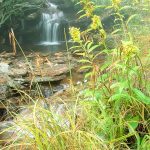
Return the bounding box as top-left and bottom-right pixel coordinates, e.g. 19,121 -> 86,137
37,2 -> 67,46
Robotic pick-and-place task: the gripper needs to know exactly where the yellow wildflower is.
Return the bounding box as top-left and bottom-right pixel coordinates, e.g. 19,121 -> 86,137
121,41 -> 139,57
69,27 -> 81,43
112,0 -> 122,8
91,15 -> 101,30
84,3 -> 94,17
100,29 -> 107,40
81,0 -> 95,17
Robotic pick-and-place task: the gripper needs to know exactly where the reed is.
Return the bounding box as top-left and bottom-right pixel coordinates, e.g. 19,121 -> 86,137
0,0 -> 150,149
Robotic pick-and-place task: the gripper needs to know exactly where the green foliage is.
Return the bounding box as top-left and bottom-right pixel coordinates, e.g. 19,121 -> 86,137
0,0 -> 45,27
68,0 -> 150,149
1,0 -> 150,149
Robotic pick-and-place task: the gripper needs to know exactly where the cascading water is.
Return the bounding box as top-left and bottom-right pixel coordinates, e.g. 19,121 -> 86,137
38,2 -> 65,45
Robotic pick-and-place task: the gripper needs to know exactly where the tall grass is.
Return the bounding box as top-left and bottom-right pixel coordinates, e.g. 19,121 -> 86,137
0,0 -> 150,149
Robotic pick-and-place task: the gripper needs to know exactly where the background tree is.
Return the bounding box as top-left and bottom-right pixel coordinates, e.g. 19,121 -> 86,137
0,0 -> 45,28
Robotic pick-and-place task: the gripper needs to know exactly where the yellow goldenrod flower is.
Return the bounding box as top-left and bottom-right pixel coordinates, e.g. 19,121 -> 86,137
91,15 -> 101,30
100,29 -> 107,40
112,0 -> 122,8
81,0 -> 95,17
84,3 -> 94,17
121,41 -> 139,57
69,27 -> 81,43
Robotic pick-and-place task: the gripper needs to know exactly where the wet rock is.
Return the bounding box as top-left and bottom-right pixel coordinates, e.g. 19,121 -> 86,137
7,75 -> 66,91
40,84 -> 69,98
0,53 -> 15,59
9,68 -> 28,77
0,121 -> 15,141
0,62 -> 9,73
53,84 -> 64,92
0,120 -> 32,143
0,74 -> 8,85
0,85 -> 8,100
34,64 -> 70,77
0,74 -> 11,100
26,12 -> 39,21
42,86 -> 53,98
8,78 -> 25,89
54,52 -> 63,57
53,84 -> 69,93
53,58 -> 66,64
0,52 -> 77,104
27,75 -> 67,83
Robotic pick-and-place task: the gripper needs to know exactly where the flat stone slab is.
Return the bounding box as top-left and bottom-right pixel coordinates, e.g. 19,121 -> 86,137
33,64 -> 70,77
9,68 -> 28,77
0,52 -> 77,102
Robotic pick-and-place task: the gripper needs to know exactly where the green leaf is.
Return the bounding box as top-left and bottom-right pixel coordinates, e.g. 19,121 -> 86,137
86,41 -> 93,50
85,72 -> 92,79
126,14 -> 138,25
95,5 -> 105,9
114,18 -> 121,22
100,62 -> 110,72
126,115 -> 140,132
111,29 -> 121,35
74,50 -> 82,53
88,45 -> 99,53
133,88 -> 150,105
109,93 -> 131,102
77,10 -> 84,15
76,1 -> 82,5
110,81 -> 128,94
80,65 -> 92,70
140,135 -> 150,149
120,5 -> 131,11
129,117 -> 139,130
106,6 -> 113,9
79,14 -> 87,19
79,59 -> 92,64
95,90 -> 102,100
98,73 -> 107,82
76,52 -> 85,56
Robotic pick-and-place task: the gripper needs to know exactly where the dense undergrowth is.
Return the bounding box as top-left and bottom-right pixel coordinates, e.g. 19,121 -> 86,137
0,0 -> 150,149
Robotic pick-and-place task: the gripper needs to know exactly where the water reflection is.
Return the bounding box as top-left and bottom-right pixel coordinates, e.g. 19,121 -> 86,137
22,41 -> 70,53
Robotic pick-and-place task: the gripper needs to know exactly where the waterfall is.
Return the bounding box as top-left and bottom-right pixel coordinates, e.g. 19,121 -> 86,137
38,2 -> 65,45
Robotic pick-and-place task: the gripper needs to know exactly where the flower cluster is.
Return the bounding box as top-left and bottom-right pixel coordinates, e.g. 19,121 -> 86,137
112,0 -> 122,8
81,0 -> 95,17
121,41 -> 139,57
69,27 -> 81,43
91,15 -> 101,30
99,29 -> 107,41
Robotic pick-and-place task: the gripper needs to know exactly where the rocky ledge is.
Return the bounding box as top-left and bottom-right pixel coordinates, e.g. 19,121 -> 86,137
0,51 -> 77,107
